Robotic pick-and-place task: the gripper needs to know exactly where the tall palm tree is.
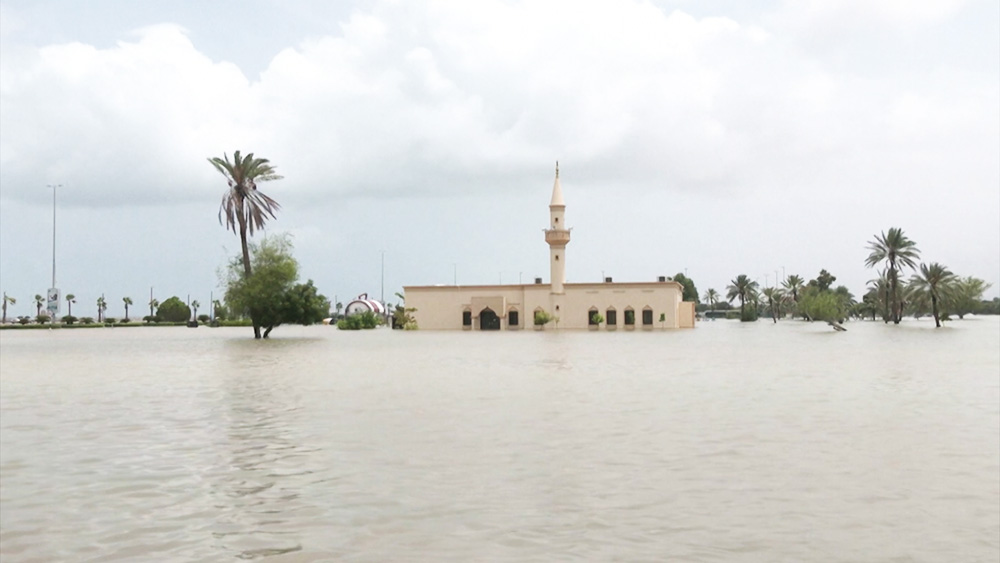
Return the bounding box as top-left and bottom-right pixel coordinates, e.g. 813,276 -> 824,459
66,293 -> 76,317
726,275 -> 759,320
865,227 -> 920,324
2,293 -> 15,323
191,300 -> 200,321
123,297 -> 133,321
209,151 -> 283,339
782,275 -> 804,302
149,298 -> 159,318
34,294 -> 44,318
867,269 -> 891,322
761,287 -> 784,323
910,262 -> 956,328
703,288 -> 719,311
96,296 -> 107,322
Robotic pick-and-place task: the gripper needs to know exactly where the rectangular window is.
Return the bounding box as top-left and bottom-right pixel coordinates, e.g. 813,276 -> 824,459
624,310 -> 635,325
606,310 -> 617,325
588,311 -> 599,325
642,309 -> 653,325
462,311 -> 472,326
508,310 -> 519,326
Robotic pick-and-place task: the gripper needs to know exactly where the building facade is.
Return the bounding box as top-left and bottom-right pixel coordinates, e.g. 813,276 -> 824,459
403,166 -> 696,330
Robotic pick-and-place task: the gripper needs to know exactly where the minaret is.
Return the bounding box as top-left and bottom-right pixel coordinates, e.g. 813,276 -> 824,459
544,162 -> 570,294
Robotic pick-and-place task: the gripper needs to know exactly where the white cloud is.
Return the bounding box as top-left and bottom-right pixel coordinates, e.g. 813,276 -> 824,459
0,0 -> 996,304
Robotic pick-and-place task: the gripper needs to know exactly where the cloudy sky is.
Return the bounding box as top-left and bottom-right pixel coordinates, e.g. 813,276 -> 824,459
1,0 -> 997,319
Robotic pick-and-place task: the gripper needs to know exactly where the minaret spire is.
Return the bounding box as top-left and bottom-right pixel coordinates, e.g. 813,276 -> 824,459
545,162 -> 570,294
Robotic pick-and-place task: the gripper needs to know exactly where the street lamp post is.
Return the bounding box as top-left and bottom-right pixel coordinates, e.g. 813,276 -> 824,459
46,184 -> 62,318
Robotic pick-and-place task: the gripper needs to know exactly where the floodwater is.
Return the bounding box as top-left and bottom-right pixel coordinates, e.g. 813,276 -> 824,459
1,318 -> 997,562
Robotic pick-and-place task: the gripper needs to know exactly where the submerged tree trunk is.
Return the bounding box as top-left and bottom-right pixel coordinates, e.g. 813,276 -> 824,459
237,214 -> 262,339
931,294 -> 941,328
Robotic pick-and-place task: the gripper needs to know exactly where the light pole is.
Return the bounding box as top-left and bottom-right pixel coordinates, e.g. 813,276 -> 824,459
46,184 -> 62,318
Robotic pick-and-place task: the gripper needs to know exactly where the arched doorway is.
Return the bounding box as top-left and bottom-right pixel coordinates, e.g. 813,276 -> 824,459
479,308 -> 500,330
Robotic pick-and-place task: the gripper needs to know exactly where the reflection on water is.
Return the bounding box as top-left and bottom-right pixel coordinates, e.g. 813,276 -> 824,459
1,319 -> 998,562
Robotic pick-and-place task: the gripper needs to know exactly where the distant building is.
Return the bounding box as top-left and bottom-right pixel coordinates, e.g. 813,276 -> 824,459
344,294 -> 386,316
404,165 -> 695,331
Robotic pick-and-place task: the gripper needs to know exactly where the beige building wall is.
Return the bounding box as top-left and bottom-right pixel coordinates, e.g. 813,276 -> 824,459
404,280 -> 687,331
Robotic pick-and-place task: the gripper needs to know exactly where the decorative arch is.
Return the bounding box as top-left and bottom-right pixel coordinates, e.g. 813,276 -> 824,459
479,307 -> 500,331
642,306 -> 654,326
588,306 -> 600,326
507,307 -> 520,328
606,306 -> 617,326
624,306 -> 635,326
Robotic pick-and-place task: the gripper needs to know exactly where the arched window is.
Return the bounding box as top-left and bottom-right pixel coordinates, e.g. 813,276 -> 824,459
588,307 -> 600,325
606,307 -> 617,326
624,307 -> 635,326
508,308 -> 519,327
642,306 -> 654,326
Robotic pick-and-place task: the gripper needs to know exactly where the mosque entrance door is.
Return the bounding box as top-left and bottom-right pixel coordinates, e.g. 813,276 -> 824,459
479,308 -> 500,331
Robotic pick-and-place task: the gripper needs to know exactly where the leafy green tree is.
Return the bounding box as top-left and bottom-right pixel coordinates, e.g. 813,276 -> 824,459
34,294 -> 44,318
703,288 -> 719,311
212,299 -> 227,321
866,228 -> 920,324
210,151 -> 283,339
2,293 -> 14,323
909,262 -> 956,327
672,273 -> 699,303
157,297 -> 191,323
65,293 -> 76,317
122,297 -> 133,321
37,313 -> 50,324
799,286 -> 848,328
949,277 -> 992,319
726,275 -> 759,321
224,235 -> 330,338
807,269 -> 837,292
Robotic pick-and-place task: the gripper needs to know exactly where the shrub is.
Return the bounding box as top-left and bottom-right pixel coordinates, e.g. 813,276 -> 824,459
81,317 -> 95,324
104,317 -> 116,324
157,297 -> 191,323
534,310 -> 553,326
143,315 -> 155,323
337,311 -> 381,330
37,314 -> 50,324
62,315 -> 78,325
18,316 -> 30,325
197,314 -> 210,323
120,318 -> 131,324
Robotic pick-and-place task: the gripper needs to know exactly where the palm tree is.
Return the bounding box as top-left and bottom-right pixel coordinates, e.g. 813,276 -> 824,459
209,150 -> 283,339
191,300 -> 200,321
726,275 -> 759,321
149,297 -> 159,319
34,294 -> 44,318
910,263 -> 956,328
761,287 -> 784,323
865,228 -> 920,324
2,293 -> 15,323
65,293 -> 76,317
867,270 -> 892,322
782,275 -> 804,302
703,288 -> 719,311
123,297 -> 133,321
96,296 -> 107,323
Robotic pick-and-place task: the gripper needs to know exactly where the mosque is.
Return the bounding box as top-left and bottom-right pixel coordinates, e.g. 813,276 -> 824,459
403,165 -> 696,331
